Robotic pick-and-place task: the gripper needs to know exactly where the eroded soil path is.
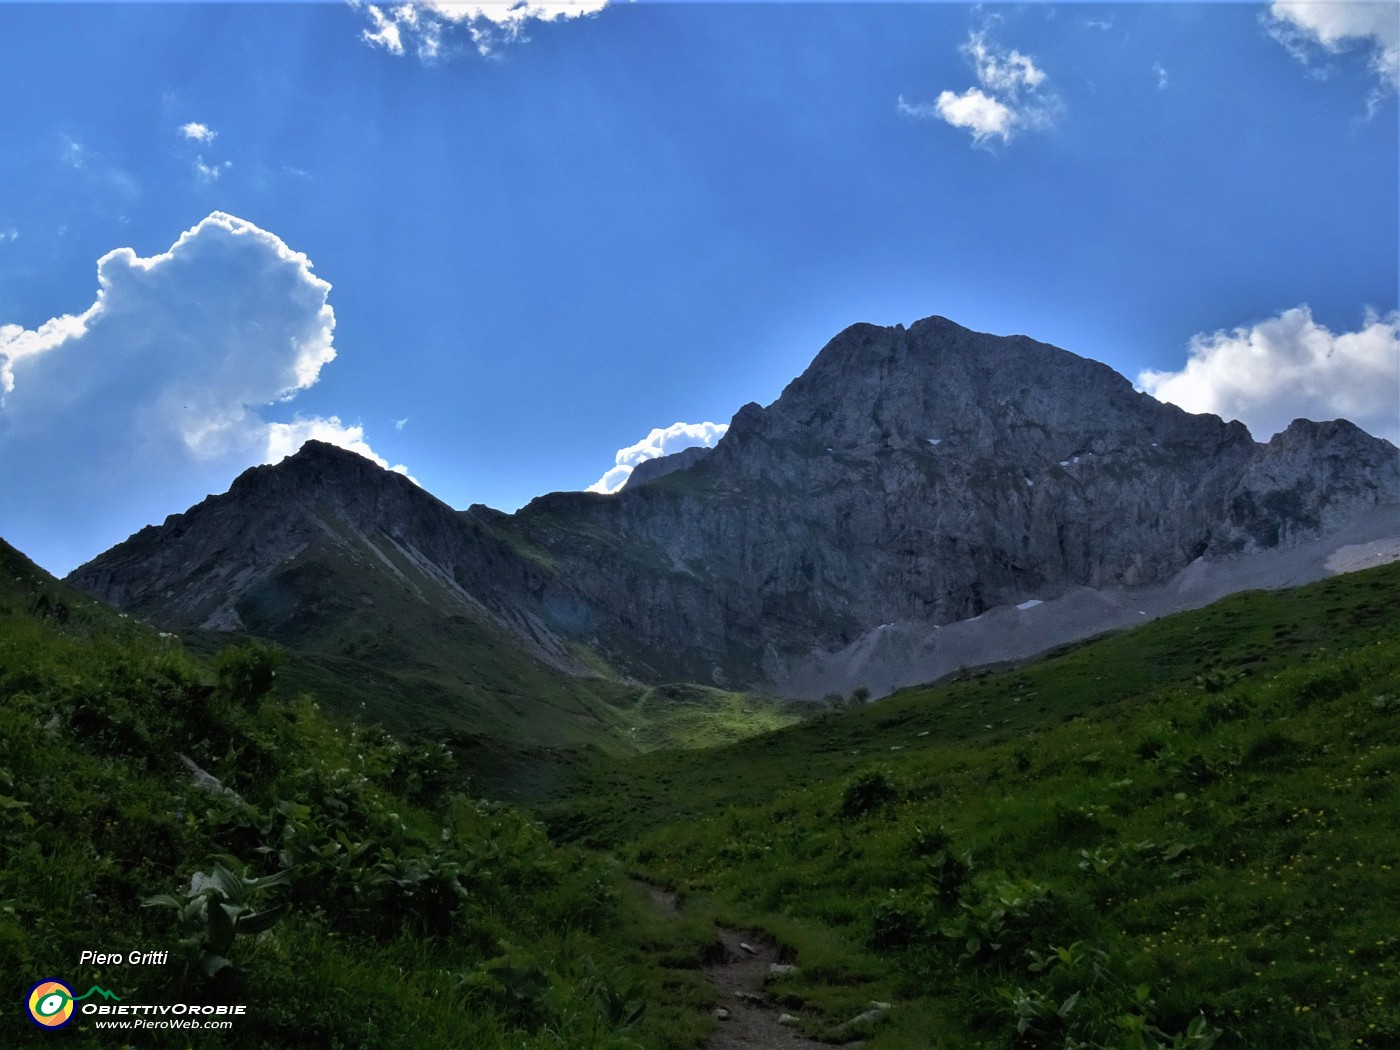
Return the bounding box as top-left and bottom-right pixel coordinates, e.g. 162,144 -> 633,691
633,882 -> 833,1050
703,926 -> 833,1049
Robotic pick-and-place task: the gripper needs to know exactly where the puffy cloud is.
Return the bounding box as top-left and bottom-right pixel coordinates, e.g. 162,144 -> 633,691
900,29 -> 1058,148
1138,306 -> 1400,444
179,122 -> 217,143
0,227 -> 17,244
902,88 -> 1015,146
353,0 -> 610,60
1153,62 -> 1169,90
587,421 -> 728,494
0,212 -> 406,573
1266,1 -> 1400,90
178,124 -> 231,181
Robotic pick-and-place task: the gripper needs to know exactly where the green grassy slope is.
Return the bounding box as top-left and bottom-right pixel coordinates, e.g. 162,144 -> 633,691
549,563 -> 1400,1048
0,539 -> 719,1048
174,530 -> 800,787
13,523 -> 1400,1049
187,530 -> 645,750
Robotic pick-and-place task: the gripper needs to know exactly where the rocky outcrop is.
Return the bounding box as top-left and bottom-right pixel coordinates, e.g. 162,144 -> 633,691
498,316 -> 1397,685
1223,418 -> 1399,550
68,314 -> 1400,697
623,445 -> 712,489
69,441 -> 586,674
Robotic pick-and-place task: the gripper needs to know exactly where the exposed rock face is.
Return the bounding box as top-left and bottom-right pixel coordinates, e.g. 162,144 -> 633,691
1224,418 -> 1399,549
498,316 -> 1398,685
623,445 -> 713,489
70,443 -> 584,674
68,315 -> 1399,697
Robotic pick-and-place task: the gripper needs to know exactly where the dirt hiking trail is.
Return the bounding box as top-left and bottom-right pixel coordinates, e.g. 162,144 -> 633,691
634,881 -> 854,1050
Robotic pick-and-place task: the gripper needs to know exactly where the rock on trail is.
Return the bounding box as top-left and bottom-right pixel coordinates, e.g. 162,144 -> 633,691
703,927 -> 834,1050
631,881 -> 843,1049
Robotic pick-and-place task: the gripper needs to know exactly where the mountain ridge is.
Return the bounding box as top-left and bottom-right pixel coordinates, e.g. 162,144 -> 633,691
68,313 -> 1400,703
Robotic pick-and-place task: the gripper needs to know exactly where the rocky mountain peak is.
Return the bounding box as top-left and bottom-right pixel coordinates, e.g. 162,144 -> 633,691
228,440 -> 400,497
67,312 -> 1400,699
711,314 -> 1253,479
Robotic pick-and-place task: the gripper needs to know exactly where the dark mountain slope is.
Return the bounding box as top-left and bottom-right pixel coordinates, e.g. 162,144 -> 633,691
67,444 -> 646,748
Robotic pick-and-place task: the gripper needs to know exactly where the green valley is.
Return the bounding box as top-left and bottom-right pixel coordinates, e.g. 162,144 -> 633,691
552,561 -> 1400,1048
4,534 -> 1399,1047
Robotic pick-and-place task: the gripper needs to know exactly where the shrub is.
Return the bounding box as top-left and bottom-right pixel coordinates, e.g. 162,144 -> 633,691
1135,734 -> 1167,761
1292,665 -> 1360,706
1243,729 -> 1303,768
840,769 -> 898,819
215,642 -> 283,711
868,891 -> 928,951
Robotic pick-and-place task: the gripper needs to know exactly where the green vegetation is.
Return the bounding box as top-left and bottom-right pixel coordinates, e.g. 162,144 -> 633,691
8,526 -> 1400,1049
0,541 -> 715,1048
175,531 -> 798,791
552,563 -> 1400,1048
177,533 -> 645,755
617,683 -> 804,752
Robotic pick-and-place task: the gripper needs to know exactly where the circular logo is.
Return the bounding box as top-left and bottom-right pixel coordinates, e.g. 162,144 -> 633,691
27,979 -> 75,1029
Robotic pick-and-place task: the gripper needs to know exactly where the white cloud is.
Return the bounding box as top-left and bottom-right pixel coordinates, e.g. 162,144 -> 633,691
964,30 -> 1046,94
360,3 -> 406,54
1266,1 -> 1400,91
0,227 -> 16,244
61,134 -> 86,169
395,417 -> 409,430
1138,306 -> 1400,444
587,421 -> 728,494
353,0 -> 610,60
194,156 -> 232,181
901,28 -> 1058,148
0,212 -> 406,572
179,122 -> 217,144
918,88 -> 1016,145
1153,62 -> 1169,89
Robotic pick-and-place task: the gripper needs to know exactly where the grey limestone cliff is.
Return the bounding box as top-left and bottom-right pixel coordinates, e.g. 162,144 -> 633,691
497,316 -> 1397,686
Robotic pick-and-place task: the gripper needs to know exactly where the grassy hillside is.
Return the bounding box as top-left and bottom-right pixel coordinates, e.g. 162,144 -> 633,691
549,562 -> 1400,1048
0,539 -> 721,1048
11,524 -> 1400,1049
176,530 -> 646,752
173,533 -> 801,789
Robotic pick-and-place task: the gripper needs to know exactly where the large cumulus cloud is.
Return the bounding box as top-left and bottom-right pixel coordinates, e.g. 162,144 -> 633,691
0,212 -> 406,573
1138,306 -> 1399,444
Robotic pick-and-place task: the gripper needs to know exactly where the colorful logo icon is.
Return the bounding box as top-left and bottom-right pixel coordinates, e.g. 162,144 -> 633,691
25,980 -> 122,1030
26,980 -> 75,1029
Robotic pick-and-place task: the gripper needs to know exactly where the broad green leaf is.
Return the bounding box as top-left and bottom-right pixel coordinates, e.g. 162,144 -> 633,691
236,903 -> 289,936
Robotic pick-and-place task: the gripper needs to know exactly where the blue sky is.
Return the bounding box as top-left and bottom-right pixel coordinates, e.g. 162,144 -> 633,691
1,1 -> 1397,574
